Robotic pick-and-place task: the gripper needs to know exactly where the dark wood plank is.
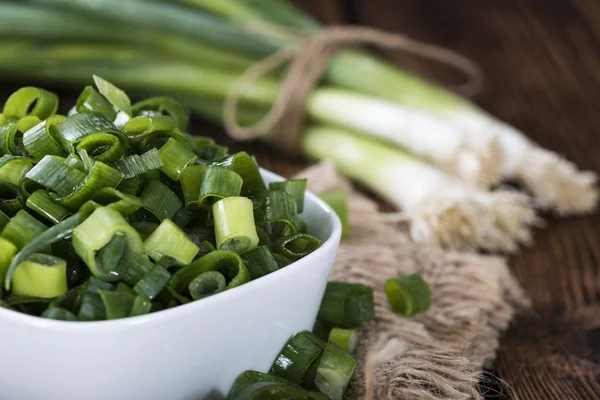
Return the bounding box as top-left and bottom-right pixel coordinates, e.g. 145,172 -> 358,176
352,1 -> 600,399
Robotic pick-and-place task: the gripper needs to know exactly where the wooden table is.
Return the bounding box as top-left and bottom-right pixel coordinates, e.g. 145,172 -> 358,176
239,1 -> 600,398
1,1 -> 598,399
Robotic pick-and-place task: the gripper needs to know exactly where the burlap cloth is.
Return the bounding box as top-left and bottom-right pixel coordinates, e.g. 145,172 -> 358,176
295,162 -> 530,400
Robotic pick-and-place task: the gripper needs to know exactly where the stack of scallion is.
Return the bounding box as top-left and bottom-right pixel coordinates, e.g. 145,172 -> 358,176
0,0 -> 596,252
0,77 -> 325,321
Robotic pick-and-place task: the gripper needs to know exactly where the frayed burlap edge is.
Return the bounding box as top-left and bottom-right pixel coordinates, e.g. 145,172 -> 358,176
295,162 -> 529,400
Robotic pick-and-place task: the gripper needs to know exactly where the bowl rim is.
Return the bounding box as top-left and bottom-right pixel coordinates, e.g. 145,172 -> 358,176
0,168 -> 342,332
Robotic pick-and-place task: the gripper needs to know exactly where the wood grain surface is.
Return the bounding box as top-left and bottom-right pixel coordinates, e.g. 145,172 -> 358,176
1,1 -> 599,399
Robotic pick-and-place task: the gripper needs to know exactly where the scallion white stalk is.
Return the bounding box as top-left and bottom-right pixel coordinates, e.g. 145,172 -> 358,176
301,124 -> 536,252
327,54 -> 598,214
307,88 -> 501,186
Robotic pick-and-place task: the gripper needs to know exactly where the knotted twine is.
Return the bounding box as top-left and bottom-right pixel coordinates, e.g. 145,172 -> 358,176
223,25 -> 484,154
294,162 -> 529,400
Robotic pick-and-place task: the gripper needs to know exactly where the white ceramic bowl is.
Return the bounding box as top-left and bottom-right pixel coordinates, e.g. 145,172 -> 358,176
0,169 -> 342,400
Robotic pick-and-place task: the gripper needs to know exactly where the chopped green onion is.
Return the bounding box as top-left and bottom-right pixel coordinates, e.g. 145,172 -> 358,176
111,148 -> 163,179
22,115 -> 67,160
213,196 -> 259,253
242,245 -> 279,279
26,190 -> 71,224
75,132 -> 125,163
215,151 -> 266,202
270,330 -> 326,385
318,282 -> 375,329
158,137 -> 197,181
72,207 -> 146,281
0,210 -> 9,231
25,155 -> 86,197
4,213 -> 81,291
0,237 -> 18,283
3,86 -> 59,121
315,341 -> 356,400
188,270 -> 226,300
91,187 -> 142,217
131,96 -> 189,132
52,112 -> 128,153
2,121 -> 27,156
228,370 -> 329,399
199,165 -> 243,206
52,161 -> 123,210
169,250 -> 249,300
130,295 -> 153,316
139,180 -> 182,221
263,190 -> 298,223
12,254 -> 68,299
194,137 -> 228,161
319,190 -> 350,239
133,265 -> 171,300
275,233 -> 322,261
41,306 -> 78,321
385,273 -> 431,317
17,116 -> 42,133
64,153 -> 86,172
1,210 -> 48,251
0,181 -> 22,215
269,179 -> 307,213
144,219 -> 199,265
77,278 -> 115,321
93,75 -> 131,116
0,155 -> 33,186
123,115 -> 177,140
76,86 -> 117,120
179,164 -> 207,207
328,328 -> 359,354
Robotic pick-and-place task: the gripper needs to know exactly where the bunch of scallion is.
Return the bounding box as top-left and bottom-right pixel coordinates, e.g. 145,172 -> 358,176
0,77 -> 324,321
0,0 -> 596,252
